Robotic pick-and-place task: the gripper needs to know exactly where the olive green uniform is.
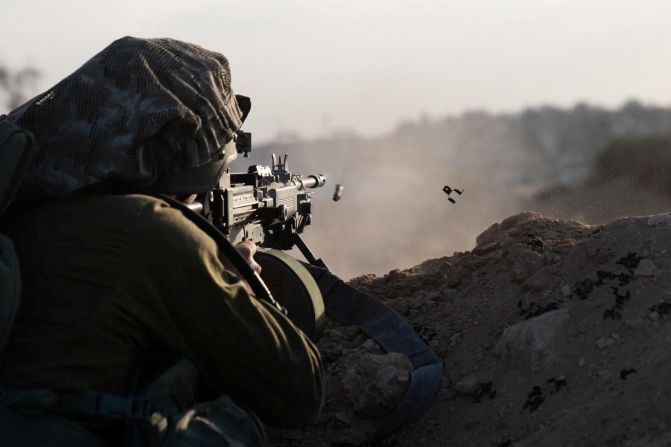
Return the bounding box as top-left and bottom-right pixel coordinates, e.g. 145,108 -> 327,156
0,194 -> 323,435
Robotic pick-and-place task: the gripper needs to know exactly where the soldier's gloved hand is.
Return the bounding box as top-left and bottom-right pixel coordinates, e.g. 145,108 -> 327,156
235,240 -> 262,275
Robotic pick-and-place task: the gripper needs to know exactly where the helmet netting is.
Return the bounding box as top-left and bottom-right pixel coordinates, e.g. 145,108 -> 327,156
7,36 -> 243,200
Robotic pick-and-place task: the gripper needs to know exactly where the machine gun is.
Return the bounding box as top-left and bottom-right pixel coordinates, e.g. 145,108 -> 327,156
180,136 -> 329,338
185,150 -> 328,269
181,133 -> 442,444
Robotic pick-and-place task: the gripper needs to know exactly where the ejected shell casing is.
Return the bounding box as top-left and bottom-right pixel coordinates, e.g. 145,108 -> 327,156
333,184 -> 344,201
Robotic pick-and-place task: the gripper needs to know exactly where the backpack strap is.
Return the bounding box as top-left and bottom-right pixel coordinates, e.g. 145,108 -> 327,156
0,234 -> 21,355
0,121 -> 33,356
0,358 -> 199,422
0,387 -> 157,421
0,120 -> 34,219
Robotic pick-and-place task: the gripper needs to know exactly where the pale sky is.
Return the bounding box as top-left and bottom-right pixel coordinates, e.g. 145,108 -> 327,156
1,0 -> 670,142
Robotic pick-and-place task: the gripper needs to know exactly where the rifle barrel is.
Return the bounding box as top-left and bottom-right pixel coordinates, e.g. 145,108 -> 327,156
297,174 -> 326,190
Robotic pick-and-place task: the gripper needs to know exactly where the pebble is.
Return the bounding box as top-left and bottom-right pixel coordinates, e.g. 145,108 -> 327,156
649,311 -> 660,322
361,339 -> 379,351
634,259 -> 659,277
325,329 -> 345,339
522,272 -> 551,292
560,285 -> 573,297
342,352 -> 412,418
455,375 -> 481,395
578,357 -> 586,367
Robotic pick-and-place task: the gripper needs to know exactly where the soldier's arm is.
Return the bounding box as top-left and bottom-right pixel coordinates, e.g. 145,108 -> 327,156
117,196 -> 324,427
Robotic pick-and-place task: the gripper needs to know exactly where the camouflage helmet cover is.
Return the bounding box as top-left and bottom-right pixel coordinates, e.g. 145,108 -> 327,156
8,36 -> 244,200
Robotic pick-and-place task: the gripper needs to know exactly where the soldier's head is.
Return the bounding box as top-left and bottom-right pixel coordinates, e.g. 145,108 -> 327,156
8,37 -> 247,201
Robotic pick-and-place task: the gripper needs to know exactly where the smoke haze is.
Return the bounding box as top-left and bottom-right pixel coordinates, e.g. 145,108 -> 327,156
242,102 -> 671,279
2,3 -> 671,278
1,1 -> 671,142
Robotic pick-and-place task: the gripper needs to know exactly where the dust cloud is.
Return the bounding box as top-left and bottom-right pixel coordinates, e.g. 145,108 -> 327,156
239,101 -> 671,279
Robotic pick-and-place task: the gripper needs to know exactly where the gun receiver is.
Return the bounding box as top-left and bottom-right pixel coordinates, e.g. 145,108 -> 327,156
189,153 -> 326,254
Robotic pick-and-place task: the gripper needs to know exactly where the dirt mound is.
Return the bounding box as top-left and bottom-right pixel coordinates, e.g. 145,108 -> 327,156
272,211 -> 671,446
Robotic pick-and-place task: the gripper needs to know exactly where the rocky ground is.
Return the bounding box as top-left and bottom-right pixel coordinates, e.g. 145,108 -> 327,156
271,210 -> 671,446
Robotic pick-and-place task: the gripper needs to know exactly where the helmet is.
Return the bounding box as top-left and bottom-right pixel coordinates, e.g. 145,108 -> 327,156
7,37 -> 245,201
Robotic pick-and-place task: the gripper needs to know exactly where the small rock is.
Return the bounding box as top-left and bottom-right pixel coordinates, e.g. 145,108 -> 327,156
597,369 -> 614,383
324,329 -> 345,339
361,339 -> 379,351
522,272 -> 551,292
634,259 -> 659,277
647,214 -> 671,227
596,337 -> 615,350
342,353 -> 412,418
455,375 -> 480,395
578,357 -> 586,367
560,285 -> 573,298
495,309 -> 569,371
649,311 -> 660,322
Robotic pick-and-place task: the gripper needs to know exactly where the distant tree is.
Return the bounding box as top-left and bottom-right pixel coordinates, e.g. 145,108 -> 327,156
0,62 -> 40,111
594,136 -> 671,195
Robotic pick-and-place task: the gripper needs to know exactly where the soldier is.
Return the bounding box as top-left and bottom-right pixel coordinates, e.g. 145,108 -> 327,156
0,37 -> 323,446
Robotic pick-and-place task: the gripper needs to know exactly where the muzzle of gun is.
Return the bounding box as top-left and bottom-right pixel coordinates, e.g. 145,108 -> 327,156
293,174 -> 326,190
